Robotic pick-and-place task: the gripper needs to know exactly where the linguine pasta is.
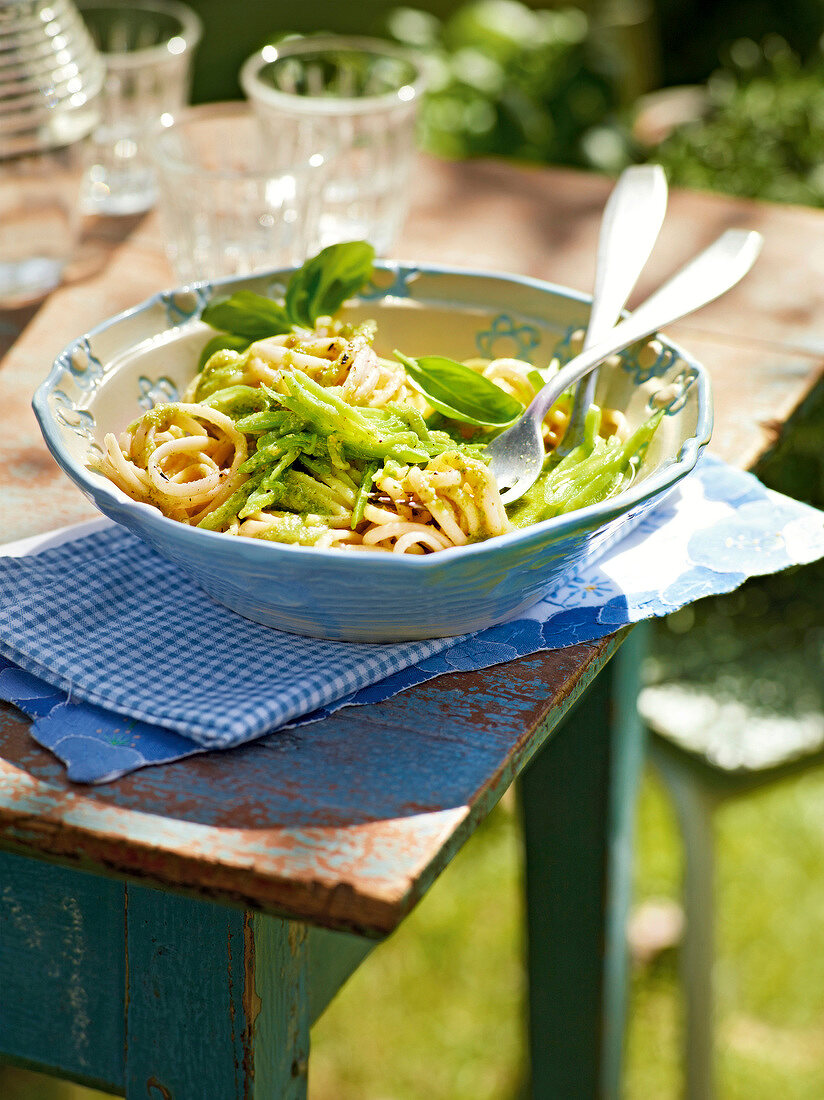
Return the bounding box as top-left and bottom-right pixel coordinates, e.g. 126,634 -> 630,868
92,319 -> 659,555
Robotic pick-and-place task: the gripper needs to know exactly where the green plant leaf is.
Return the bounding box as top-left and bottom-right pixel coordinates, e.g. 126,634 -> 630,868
285,241 -> 376,328
201,291 -> 292,340
395,352 -> 523,426
200,242 -> 375,343
197,333 -> 251,370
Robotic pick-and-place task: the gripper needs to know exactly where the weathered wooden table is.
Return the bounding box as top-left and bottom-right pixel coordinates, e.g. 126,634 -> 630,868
1,157 -> 823,1099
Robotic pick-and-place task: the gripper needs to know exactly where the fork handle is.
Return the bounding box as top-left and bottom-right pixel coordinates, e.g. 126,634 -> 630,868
584,165 -> 669,350
528,228 -> 763,424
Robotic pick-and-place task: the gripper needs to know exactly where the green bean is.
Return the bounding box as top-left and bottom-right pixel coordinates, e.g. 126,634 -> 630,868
261,450 -> 300,489
196,471 -> 265,530
236,409 -> 302,434
239,433 -> 321,474
300,454 -> 359,494
279,370 -> 431,464
509,410 -> 663,528
239,487 -> 279,518
351,463 -> 379,530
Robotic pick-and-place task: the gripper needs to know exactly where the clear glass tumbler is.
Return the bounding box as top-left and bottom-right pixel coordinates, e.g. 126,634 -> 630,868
0,145 -> 89,308
78,0 -> 202,215
0,0 -> 104,307
240,36 -> 427,256
151,102 -> 323,284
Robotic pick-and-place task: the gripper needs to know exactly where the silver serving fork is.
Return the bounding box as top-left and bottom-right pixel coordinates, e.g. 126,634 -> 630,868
486,228 -> 764,504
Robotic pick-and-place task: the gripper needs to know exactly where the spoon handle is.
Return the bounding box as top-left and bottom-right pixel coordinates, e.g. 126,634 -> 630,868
585,164 -> 668,349
529,228 -> 763,423
557,164 -> 668,456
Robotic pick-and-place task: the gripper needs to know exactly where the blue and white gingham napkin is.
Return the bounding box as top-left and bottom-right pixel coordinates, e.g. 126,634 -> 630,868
2,454 -> 823,783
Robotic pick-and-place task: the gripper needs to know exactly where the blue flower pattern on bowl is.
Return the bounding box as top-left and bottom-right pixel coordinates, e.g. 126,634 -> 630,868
137,376 -> 180,410
46,340 -> 107,450
552,324 -> 583,366
65,338 -> 105,393
51,390 -> 96,445
161,286 -> 212,327
621,341 -> 679,385
554,323 -> 679,382
359,265 -> 420,301
553,323 -> 695,418
648,365 -> 699,416
476,313 -> 542,361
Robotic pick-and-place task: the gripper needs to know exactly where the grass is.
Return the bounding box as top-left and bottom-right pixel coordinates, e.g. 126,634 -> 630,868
627,761 -> 824,1100
309,790 -> 528,1100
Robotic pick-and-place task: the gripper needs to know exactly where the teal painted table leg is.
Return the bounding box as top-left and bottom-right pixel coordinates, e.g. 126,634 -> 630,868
125,886 -> 310,1099
0,851 -> 127,1092
520,626 -> 648,1100
0,854 -> 314,1098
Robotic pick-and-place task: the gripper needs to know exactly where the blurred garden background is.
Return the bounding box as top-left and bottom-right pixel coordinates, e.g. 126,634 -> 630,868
5,0 -> 824,1096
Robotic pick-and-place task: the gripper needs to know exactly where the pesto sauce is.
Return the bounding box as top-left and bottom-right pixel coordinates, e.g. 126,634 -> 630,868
264,470 -> 333,515
204,385 -> 268,420
193,350 -> 249,401
507,460 -> 569,530
251,513 -> 333,546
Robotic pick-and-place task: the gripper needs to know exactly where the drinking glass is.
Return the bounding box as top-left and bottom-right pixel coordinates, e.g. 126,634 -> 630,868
240,36 -> 427,255
151,103 -> 322,284
78,0 -> 201,215
0,0 -> 104,307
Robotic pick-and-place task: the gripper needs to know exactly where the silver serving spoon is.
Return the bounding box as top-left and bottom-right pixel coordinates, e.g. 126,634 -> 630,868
486,228 -> 764,504
554,164 -> 668,459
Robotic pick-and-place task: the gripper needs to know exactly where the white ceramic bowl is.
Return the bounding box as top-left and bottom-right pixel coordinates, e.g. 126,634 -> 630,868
33,262 -> 712,640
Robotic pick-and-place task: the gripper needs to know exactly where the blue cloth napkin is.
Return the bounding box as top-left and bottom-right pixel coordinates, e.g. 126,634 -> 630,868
1,455 -> 823,784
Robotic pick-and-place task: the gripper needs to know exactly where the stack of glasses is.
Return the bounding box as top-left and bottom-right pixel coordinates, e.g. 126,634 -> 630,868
0,0 -> 104,306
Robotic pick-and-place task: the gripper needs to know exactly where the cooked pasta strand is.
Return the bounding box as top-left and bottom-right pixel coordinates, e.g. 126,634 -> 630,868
91,320 -> 659,553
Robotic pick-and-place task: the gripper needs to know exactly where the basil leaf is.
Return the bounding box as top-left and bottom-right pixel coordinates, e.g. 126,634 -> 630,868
395,352 -> 523,427
201,291 -> 292,340
197,333 -> 251,371
286,241 -> 375,328
200,242 -> 374,343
